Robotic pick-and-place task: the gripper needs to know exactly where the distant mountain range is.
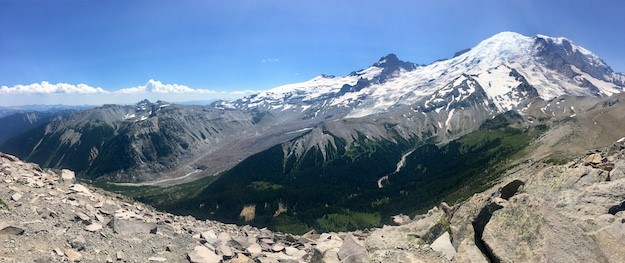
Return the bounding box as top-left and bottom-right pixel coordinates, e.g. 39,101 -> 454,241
1,32 -> 625,231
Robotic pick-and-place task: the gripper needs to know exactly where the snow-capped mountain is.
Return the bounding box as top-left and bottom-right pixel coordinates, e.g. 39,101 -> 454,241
217,32 -> 624,119
3,32 -> 624,184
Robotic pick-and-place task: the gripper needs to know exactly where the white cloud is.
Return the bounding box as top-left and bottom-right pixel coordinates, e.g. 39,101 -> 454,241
261,58 -> 280,63
0,79 -> 262,106
114,86 -> 146,94
115,79 -> 217,94
0,81 -> 108,94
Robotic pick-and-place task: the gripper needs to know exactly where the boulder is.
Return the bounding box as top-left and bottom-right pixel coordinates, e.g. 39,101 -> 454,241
0,224 -> 25,235
609,160 -> 625,180
312,233 -> 343,263
64,249 -> 82,262
201,230 -> 217,240
61,169 -> 75,183
74,212 -> 91,223
246,243 -> 262,254
109,216 -> 157,235
217,231 -> 232,242
271,243 -> 285,252
429,232 -> 456,261
338,233 -> 369,263
188,245 -> 221,263
11,192 -> 22,201
85,223 -> 103,232
583,153 -> 603,164
453,239 -> 488,263
69,184 -> 91,195
391,214 -> 411,225
217,244 -> 234,257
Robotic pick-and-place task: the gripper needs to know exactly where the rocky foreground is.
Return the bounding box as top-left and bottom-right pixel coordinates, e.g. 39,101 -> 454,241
2,139 -> 625,263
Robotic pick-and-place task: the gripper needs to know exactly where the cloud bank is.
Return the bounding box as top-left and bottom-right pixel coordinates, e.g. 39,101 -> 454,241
116,79 -> 217,94
1,81 -> 108,94
0,80 -> 259,106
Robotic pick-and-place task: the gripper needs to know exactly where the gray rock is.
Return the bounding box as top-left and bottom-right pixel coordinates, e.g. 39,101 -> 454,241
217,244 -> 234,257
583,153 -> 603,164
0,225 -> 25,235
228,237 -> 249,250
85,223 -> 103,232
453,239 -> 488,263
312,233 -> 343,263
61,169 -> 75,183
33,256 -> 53,263
285,246 -> 306,257
64,248 -> 82,262
109,216 -> 157,235
201,230 -> 217,240
217,231 -> 232,242
70,235 -> 87,251
246,243 -> 262,254
69,184 -> 91,195
271,243 -> 285,252
429,232 -> 456,261
203,243 -> 216,252
609,160 -> 625,180
188,245 -> 221,263
11,192 -> 22,201
338,233 -> 369,263
391,214 -> 411,225
74,212 -> 91,223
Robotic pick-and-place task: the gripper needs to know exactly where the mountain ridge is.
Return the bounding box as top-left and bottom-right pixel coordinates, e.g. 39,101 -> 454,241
1,31 -> 624,186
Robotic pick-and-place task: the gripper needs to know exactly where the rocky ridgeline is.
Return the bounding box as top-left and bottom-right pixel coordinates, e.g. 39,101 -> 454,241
3,138 -> 625,262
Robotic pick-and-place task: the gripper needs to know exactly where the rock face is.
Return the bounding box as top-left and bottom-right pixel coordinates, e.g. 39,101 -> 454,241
2,138 -> 625,262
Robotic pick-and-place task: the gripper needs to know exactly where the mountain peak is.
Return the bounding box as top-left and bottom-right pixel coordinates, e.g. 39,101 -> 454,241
372,53 -> 418,72
137,99 -> 151,105
375,53 -> 400,65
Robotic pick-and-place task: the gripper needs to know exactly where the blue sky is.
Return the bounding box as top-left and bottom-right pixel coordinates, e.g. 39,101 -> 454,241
1,0 -> 624,105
